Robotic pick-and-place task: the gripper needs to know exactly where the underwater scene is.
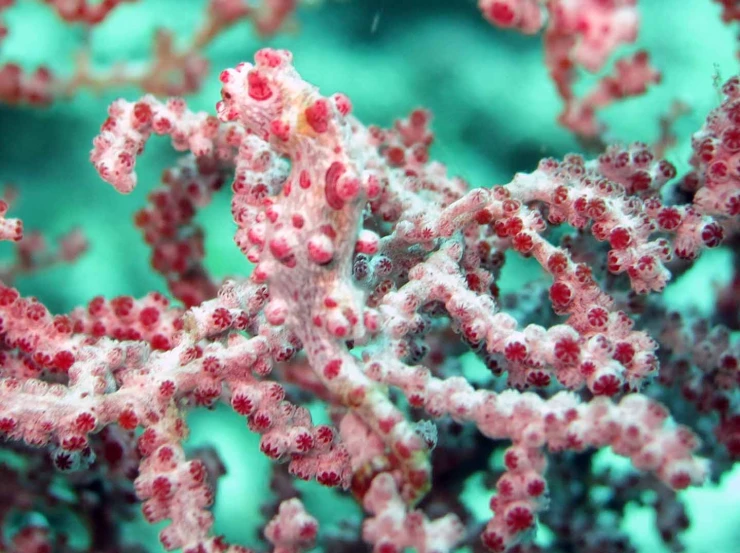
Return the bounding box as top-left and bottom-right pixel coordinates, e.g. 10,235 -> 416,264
0,1 -> 738,552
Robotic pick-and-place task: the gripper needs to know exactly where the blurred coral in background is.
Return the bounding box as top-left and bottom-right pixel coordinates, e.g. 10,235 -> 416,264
0,1 -> 738,553
0,0 -> 297,103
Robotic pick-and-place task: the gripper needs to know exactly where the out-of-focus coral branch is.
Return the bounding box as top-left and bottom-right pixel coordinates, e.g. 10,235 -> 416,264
479,0 -> 661,139
0,186 -> 88,283
0,0 -> 297,104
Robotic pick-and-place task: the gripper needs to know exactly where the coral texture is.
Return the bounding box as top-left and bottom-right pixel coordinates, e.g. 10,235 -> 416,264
0,2 -> 738,553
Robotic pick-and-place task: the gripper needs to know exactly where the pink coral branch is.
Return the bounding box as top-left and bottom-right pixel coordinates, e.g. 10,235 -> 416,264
83,48 -> 729,552
0,30 -> 736,550
480,0 -> 661,138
